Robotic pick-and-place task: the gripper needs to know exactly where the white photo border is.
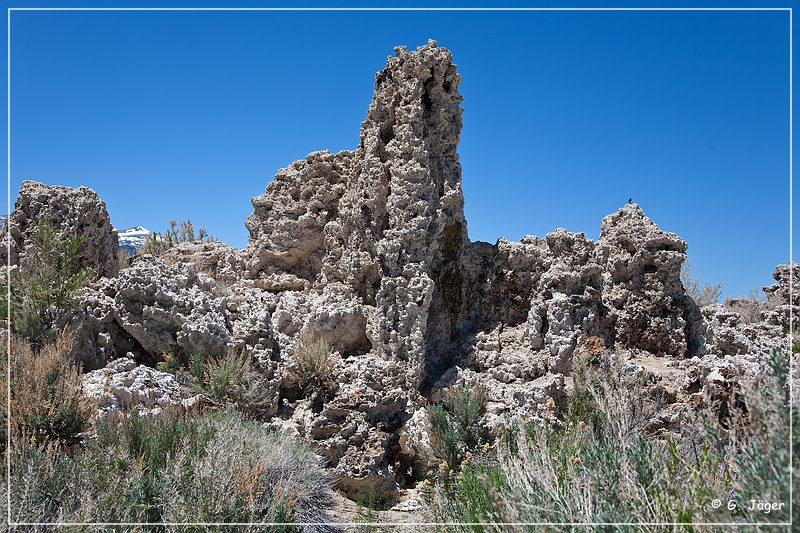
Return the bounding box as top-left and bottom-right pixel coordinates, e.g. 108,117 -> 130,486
4,4 -> 794,530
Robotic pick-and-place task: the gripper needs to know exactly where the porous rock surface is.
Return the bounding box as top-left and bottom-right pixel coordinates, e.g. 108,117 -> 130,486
82,357 -> 201,418
9,41 -> 794,504
2,180 -> 119,278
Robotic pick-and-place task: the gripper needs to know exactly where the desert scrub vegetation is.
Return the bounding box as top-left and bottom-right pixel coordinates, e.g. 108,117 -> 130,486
681,261 -> 721,307
4,331 -> 92,447
6,218 -> 93,349
428,350 -> 796,531
424,386 -> 500,527
291,335 -> 338,408
2,335 -> 333,528
140,218 -> 215,256
189,348 -> 272,416
4,409 -> 334,530
428,386 -> 491,474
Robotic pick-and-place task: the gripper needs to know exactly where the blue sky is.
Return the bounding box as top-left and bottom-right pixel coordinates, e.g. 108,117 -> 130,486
2,2 -> 795,298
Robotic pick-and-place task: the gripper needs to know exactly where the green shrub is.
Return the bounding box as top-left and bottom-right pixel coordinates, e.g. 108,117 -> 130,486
189,349 -> 270,415
10,219 -> 94,349
354,492 -> 382,532
428,350 -> 796,530
6,410 -> 333,530
428,386 -> 490,474
429,461 -> 504,531
140,219 -> 214,256
722,349 -> 794,525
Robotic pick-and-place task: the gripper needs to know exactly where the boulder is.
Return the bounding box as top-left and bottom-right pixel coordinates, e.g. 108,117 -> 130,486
2,180 -> 119,278
82,357 -> 200,418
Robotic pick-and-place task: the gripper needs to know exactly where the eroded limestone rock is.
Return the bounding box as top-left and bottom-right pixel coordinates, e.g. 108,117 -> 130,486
2,180 -> 119,278
595,204 -> 697,356
82,357 -> 200,418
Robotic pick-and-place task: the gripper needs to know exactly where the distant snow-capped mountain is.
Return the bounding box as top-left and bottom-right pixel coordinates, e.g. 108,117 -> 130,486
116,226 -> 151,255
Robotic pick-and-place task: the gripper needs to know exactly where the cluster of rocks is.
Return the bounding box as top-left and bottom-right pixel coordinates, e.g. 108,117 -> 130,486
82,357 -> 204,417
2,41 -> 794,503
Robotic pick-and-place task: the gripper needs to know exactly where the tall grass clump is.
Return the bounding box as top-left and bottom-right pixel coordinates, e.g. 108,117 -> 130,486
291,335 -> 337,407
189,348 -> 271,416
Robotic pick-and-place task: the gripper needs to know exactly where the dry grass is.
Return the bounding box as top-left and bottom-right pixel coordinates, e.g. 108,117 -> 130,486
189,348 -> 271,416
292,335 -> 337,399
7,331 -> 92,446
681,261 -> 722,307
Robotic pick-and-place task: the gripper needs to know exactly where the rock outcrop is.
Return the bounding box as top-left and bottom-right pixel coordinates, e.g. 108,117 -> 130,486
596,204 -> 701,357
244,41 -> 466,395
7,41 -> 793,505
2,180 -> 119,278
67,255 -> 234,371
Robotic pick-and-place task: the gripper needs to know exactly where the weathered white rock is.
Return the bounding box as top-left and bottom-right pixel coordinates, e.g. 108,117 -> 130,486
113,256 -> 232,360
162,240 -> 245,285
2,180 -> 119,278
595,204 -> 696,357
82,357 -> 198,417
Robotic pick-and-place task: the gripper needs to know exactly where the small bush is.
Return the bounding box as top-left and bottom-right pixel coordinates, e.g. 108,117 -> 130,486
163,411 -> 332,528
428,386 -> 490,474
8,331 -> 92,445
189,349 -> 271,415
140,219 -> 214,256
155,351 -> 182,374
354,492 -> 382,532
429,460 -> 504,530
292,335 -> 337,400
11,219 -> 94,349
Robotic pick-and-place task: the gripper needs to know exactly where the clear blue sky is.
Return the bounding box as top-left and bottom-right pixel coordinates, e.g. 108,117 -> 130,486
2,2 -> 795,299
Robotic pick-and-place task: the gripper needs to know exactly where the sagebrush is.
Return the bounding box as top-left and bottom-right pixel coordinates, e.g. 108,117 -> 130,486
4,410 -> 334,531
428,349 -> 796,531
